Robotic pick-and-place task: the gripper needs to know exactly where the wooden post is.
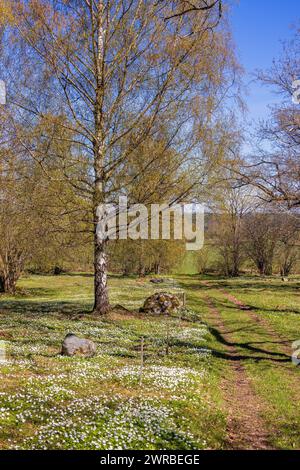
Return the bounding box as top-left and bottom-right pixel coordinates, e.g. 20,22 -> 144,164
139,336 -> 144,385
166,320 -> 170,356
182,292 -> 186,307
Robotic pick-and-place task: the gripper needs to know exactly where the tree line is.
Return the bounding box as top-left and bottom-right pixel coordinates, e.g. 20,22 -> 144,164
0,1 -> 299,302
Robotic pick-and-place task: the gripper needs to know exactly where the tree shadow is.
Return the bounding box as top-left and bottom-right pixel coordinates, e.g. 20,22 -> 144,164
249,305 -> 300,315
208,325 -> 291,363
179,277 -> 300,294
214,298 -> 300,316
0,299 -> 92,316
208,281 -> 300,293
210,349 -> 290,363
59,272 -> 94,278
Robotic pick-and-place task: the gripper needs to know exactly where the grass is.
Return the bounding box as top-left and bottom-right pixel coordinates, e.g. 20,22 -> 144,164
0,273 -> 299,450
0,274 -> 226,450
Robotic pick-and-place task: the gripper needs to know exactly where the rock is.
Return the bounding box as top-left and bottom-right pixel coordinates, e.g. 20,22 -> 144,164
61,333 -> 96,357
140,292 -> 182,315
150,278 -> 164,284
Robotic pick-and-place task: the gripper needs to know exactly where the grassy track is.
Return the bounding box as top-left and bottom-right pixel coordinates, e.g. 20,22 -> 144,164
0,274 -> 299,449
179,276 -> 300,449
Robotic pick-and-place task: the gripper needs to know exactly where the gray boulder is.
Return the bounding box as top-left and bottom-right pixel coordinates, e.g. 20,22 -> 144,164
61,333 -> 96,357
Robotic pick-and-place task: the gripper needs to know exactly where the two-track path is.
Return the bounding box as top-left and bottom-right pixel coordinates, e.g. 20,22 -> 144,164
182,278 -> 299,450
204,294 -> 272,449
181,278 -> 298,450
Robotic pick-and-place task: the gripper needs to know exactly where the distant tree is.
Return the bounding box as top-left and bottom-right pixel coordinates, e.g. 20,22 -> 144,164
276,214 -> 300,277
241,28 -> 300,208
212,186 -> 254,277
0,154 -> 33,293
110,237 -> 185,276
243,213 -> 279,276
196,244 -> 212,274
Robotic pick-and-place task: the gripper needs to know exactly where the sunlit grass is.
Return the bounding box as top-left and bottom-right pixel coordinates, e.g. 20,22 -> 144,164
0,274 -> 225,450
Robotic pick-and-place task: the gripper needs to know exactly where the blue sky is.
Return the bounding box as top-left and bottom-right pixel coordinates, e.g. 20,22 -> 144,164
230,0 -> 300,124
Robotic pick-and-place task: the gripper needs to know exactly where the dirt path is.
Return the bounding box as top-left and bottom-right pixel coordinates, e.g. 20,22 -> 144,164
204,296 -> 273,450
221,289 -> 292,355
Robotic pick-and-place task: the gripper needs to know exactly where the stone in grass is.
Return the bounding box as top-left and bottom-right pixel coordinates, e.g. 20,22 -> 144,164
150,278 -> 164,284
61,333 -> 96,357
140,292 -> 182,316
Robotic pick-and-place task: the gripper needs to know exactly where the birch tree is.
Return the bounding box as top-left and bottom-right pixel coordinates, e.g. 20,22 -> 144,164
240,29 -> 300,209
2,0 -> 237,313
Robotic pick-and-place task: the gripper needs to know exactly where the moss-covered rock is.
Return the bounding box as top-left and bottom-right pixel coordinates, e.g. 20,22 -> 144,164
140,292 -> 182,315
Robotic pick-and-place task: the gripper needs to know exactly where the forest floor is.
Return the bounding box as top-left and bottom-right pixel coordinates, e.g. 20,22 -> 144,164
0,274 -> 299,450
